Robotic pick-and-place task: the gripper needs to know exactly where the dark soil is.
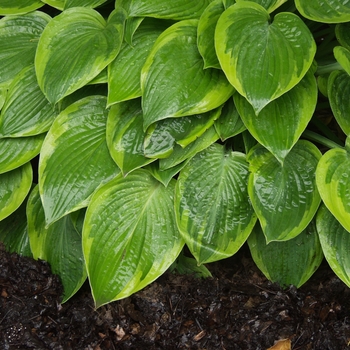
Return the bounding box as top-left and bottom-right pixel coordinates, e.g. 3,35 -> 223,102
1,242 -> 350,350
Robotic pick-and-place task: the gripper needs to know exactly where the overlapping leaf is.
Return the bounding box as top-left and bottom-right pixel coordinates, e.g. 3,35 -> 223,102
238,0 -> 287,13
27,186 -> 87,302
248,141 -> 322,242
141,19 -> 234,130
334,46 -> 350,75
0,0 -> 44,15
83,170 -> 184,307
39,96 -> 120,226
175,143 -> 256,264
336,22 -> 350,51
40,0 -> 64,10
248,221 -> 323,288
295,0 -> 350,23
35,7 -> 125,104
0,162 -> 32,221
0,11 -> 51,87
215,2 -> 316,114
0,65 -> 56,137
234,71 -> 317,163
64,0 -> 108,9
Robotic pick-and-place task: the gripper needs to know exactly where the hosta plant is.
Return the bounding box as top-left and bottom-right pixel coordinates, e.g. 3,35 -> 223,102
1,0 -> 350,306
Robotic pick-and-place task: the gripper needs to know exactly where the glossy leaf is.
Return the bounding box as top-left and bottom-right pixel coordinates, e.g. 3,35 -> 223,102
316,204 -> 350,287
175,143 -> 256,264
248,221 -> 323,288
215,2 -> 316,114
334,46 -> 350,75
39,96 -> 120,226
108,19 -> 167,106
214,97 -> 245,141
35,7 -> 125,104
234,70 -> 317,163
248,141 -> 322,242
141,19 -> 234,130
83,170 -> 184,307
0,0 -> 44,15
144,161 -> 187,187
40,0 -> 64,10
128,0 -> 211,20
27,186 -> 87,302
0,162 -> 32,221
64,0 -> 108,9
106,99 -> 154,175
316,140 -> 350,232
0,11 -> 51,87
0,88 -> 7,110
237,0 -> 287,13
159,126 -> 219,170
144,108 -> 221,159
328,70 -> 350,135
0,65 -> 56,137
197,0 -> 224,69
335,22 -> 350,51
295,0 -> 350,23
0,134 -> 45,174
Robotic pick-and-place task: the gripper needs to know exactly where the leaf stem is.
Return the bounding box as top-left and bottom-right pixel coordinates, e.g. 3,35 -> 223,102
303,130 -> 343,150
316,62 -> 343,76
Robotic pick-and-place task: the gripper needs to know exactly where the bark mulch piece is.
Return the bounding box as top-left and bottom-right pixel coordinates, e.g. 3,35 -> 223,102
1,242 -> 350,350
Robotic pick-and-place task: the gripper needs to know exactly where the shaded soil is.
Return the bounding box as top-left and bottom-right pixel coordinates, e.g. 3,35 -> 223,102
1,243 -> 350,350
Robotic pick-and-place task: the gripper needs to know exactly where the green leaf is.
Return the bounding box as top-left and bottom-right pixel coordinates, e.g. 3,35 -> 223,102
0,87 -> 7,110
334,46 -> 350,75
0,134 -> 45,174
175,143 -> 256,264
128,0 -> 211,20
0,0 -> 44,15
0,65 -> 57,137
39,96 -> 120,226
0,11 -> 51,87
141,19 -> 234,130
0,162 -> 32,221
64,0 -> 108,9
248,141 -> 322,242
234,70 -> 317,163
83,170 -> 184,307
35,7 -> 126,104
40,0 -> 64,10
106,99 -> 154,175
144,161 -> 187,187
328,70 -> 350,135
215,2 -> 316,114
27,185 -> 87,302
159,125 -> 219,170
197,0 -> 224,69
144,108 -> 221,159
295,0 -> 350,23
316,141 -> 350,232
0,195 -> 32,257
237,0 -> 287,13
335,22 -> 350,51
248,221 -> 323,288
214,98 -> 246,141
108,18 -> 168,106
316,204 -> 350,288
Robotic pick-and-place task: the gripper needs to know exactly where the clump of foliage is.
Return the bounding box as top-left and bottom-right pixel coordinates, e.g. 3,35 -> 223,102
1,0 -> 350,307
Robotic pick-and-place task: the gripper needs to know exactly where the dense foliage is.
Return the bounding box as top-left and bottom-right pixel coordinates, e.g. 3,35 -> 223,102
1,0 -> 350,307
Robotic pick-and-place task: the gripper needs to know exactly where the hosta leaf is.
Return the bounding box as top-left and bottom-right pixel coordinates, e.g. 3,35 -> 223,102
215,2 -> 316,114
124,17 -> 144,45
0,195 -> 32,257
248,221 -> 323,288
214,98 -> 246,141
0,88 -> 7,110
159,126 -> 219,170
83,170 -> 184,307
0,65 -> 56,137
328,71 -> 350,135
197,0 -> 224,69
0,162 -> 32,221
175,143 -> 256,264
237,0 -> 287,13
316,140 -> 350,232
0,0 -> 44,15
316,204 -> 350,287
40,0 -> 64,10
0,11 -> 51,87
141,19 -> 234,130
335,23 -> 350,51
295,0 -> 350,23
234,70 -> 317,163
334,46 -> 350,75
106,99 -> 154,175
108,18 -> 168,106
64,0 -> 108,9
144,161 -> 187,187
248,141 -> 322,242
128,0 -> 211,20
27,186 -> 87,302
35,7 -> 126,104
39,96 -> 120,226
144,108 -> 221,159
88,68 -> 108,85
0,134 -> 45,174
